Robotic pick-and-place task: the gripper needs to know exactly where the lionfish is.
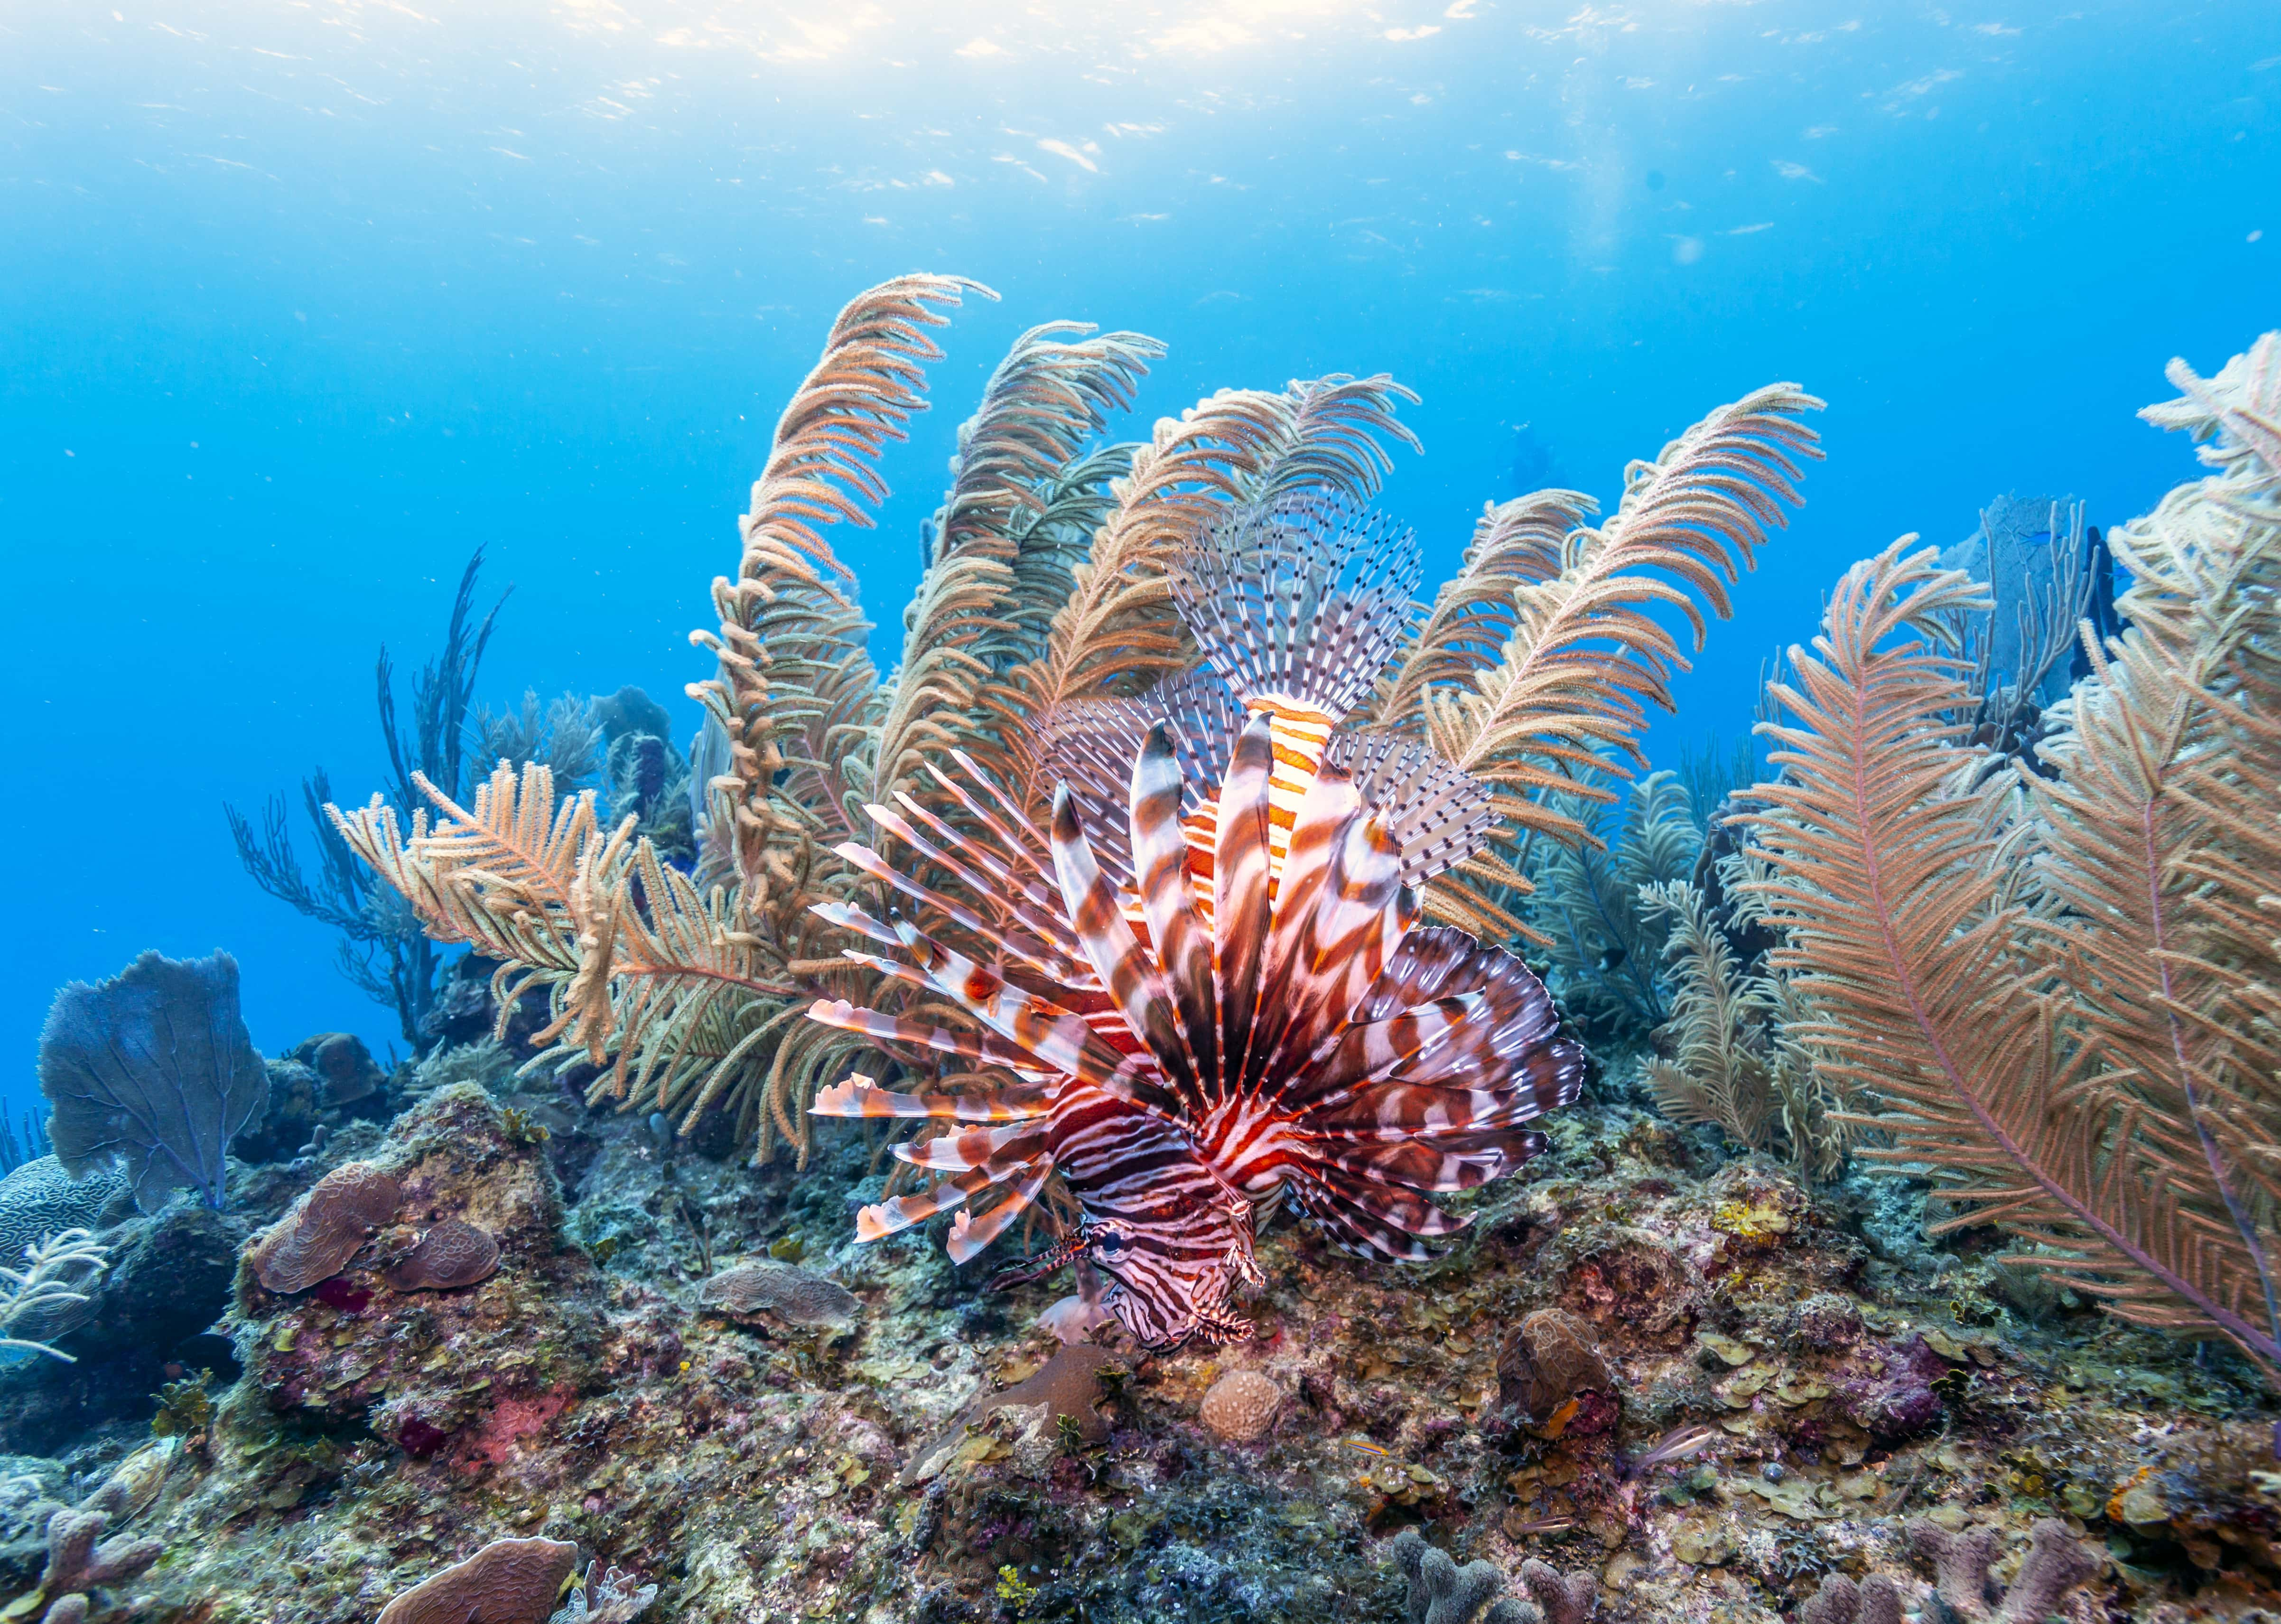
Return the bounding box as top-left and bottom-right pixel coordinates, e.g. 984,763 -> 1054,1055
804,494 -> 1583,1349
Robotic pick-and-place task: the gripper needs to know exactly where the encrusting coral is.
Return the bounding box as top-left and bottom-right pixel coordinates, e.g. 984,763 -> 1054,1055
374,1535 -> 579,1624
1197,1369 -> 1283,1442
246,1160 -> 402,1293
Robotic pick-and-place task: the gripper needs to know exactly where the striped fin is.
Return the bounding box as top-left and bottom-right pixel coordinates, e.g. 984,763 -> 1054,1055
809,898 -> 904,951
1171,492 -> 1422,730
894,1120 -> 1043,1171
834,839 -> 1072,980
858,796 -> 1085,970
945,748 -> 1057,870
1266,813 -> 1412,1083
1050,786 -> 1206,1112
1213,713 -> 1276,1108
898,775 -> 1067,930
1284,1171 -> 1436,1262
1312,1127 -> 1546,1193
1313,1163 -> 1471,1238
1325,731 -> 1501,887
855,1158 -> 1036,1242
1243,756 -> 1363,1094
812,1069 -> 1050,1122
947,1160 -> 1054,1264
928,755 -> 1062,900
1042,671 -> 1242,896
1264,709 -> 1337,888
888,915 -> 1176,1115
806,1001 -> 1058,1088
1131,723 -> 1219,1091
879,790 -> 1086,961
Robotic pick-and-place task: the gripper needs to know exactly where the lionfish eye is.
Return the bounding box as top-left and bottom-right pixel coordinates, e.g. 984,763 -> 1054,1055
1090,1230 -> 1127,1258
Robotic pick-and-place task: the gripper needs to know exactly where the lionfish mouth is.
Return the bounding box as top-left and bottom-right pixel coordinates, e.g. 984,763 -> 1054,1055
984,1229 -> 1091,1292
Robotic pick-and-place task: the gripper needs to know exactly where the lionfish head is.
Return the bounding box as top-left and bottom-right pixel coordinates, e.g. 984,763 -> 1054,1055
1079,1201 -> 1263,1351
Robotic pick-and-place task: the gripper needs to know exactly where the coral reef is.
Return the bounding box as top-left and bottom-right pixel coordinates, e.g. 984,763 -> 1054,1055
37,950 -> 269,1213
10,289 -> 2281,1624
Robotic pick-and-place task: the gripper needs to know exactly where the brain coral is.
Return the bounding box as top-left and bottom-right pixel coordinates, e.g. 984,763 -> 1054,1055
249,1161 -> 401,1293
376,1536 -> 579,1624
0,1157 -> 131,1260
385,1219 -> 500,1291
1198,1370 -> 1282,1441
696,1261 -> 857,1332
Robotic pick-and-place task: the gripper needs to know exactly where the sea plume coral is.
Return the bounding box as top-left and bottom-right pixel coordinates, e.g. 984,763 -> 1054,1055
1744,331 -> 2281,1381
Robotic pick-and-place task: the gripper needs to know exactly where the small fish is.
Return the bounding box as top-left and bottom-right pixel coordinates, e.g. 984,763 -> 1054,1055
1626,1421 -> 1720,1476
1599,945 -> 1628,972
1344,1438 -> 1391,1457
1504,1516 -> 1574,1536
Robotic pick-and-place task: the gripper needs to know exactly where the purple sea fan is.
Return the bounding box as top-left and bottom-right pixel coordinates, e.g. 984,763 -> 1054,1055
804,495 -> 1585,1349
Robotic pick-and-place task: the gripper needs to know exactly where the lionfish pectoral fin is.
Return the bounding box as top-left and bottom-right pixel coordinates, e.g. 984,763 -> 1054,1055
1051,784 -> 1205,1112
946,1159 -> 1052,1265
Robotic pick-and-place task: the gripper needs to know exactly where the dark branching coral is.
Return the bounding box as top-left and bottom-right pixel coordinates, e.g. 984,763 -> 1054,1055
375,1536 -> 579,1624
229,549 -> 506,1045
37,950 -> 268,1213
384,1219 -> 500,1291
1390,1529 -> 1596,1624
248,1161 -> 401,1293
1911,1518 -> 2098,1624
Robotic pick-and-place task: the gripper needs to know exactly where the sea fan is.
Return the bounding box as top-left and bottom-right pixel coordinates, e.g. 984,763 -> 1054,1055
807,495 -> 1585,1349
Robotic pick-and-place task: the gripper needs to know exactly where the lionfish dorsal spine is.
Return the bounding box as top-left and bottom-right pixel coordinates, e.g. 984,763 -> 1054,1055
1048,785 -> 1205,1113
1211,713 -> 1276,1108
1130,724 -> 1220,1091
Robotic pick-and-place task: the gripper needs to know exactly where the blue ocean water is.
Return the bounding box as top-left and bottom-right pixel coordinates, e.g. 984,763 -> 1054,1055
3,0 -> 2274,1099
